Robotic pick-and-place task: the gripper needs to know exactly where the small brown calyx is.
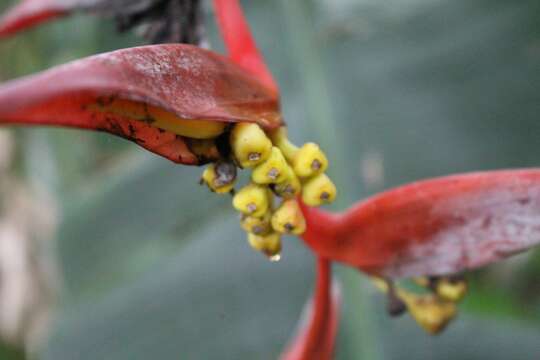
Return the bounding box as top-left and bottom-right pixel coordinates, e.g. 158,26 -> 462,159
248,152 -> 261,161
246,203 -> 257,214
284,223 -> 295,233
213,161 -> 237,187
267,168 -> 280,180
311,159 -> 322,171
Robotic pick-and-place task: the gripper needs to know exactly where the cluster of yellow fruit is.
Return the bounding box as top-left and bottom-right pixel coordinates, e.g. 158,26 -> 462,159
374,276 -> 468,334
201,123 -> 336,260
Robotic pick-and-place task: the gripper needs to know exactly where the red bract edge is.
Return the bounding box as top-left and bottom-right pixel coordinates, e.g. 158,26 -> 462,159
300,168 -> 540,279
0,0 -> 70,37
280,258 -> 341,360
0,44 -> 282,165
213,0 -> 278,94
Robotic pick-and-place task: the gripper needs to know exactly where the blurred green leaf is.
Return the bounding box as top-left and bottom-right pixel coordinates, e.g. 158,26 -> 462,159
44,216 -> 314,360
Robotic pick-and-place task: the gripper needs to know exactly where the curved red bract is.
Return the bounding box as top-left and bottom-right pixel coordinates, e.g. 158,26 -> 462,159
0,0 -> 73,37
301,169 -> 540,279
0,44 -> 282,164
280,257 -> 340,360
213,0 -> 278,94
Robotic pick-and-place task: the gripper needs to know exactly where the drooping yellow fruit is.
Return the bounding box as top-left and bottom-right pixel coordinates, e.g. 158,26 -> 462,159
273,166 -> 302,198
241,212 -> 272,235
269,127 -> 299,162
401,293 -> 457,335
247,232 -> 282,258
232,183 -> 271,217
251,147 -> 290,184
293,142 -> 328,178
201,163 -> 236,194
271,199 -> 306,235
302,173 -> 337,206
230,123 -> 272,168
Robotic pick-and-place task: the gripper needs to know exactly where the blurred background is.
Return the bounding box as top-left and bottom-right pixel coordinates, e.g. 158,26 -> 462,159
1,0 -> 540,359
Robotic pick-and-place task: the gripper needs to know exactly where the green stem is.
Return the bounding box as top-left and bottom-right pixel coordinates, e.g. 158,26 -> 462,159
279,1 -> 383,359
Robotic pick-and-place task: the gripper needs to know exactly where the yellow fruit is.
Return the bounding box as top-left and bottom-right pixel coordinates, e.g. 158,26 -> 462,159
269,127 -> 299,162
93,98 -> 226,139
148,106 -> 226,139
271,200 -> 306,235
301,173 -> 337,206
232,183 -> 271,217
247,232 -> 282,258
251,147 -> 290,184
200,163 -> 236,194
293,142 -> 328,178
400,293 -> 456,335
230,123 -> 272,168
273,166 -> 301,198
435,278 -> 468,302
240,212 -> 272,235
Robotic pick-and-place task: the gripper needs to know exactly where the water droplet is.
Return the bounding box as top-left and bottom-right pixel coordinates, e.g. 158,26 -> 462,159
269,254 -> 281,262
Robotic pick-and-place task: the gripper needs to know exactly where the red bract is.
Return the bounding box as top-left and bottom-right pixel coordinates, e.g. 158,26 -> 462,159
300,169 -> 540,279
213,0 -> 278,93
280,258 -> 340,360
0,44 -> 282,164
0,0 -> 74,37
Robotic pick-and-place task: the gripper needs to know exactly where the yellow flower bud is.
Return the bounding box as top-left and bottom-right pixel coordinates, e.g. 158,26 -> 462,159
247,232 -> 282,259
301,173 -> 337,206
232,183 -> 271,217
435,277 -> 468,303
293,143 -> 328,178
251,147 -> 290,184
240,212 -> 272,235
272,166 -> 301,198
230,123 -> 272,168
271,200 -> 306,235
200,162 -> 236,194
401,293 -> 457,335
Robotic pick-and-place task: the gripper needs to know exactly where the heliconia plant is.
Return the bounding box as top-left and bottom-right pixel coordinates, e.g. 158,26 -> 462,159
1,0 -> 540,359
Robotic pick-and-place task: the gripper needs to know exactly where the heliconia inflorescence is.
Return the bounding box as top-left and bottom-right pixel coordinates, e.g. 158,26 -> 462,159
2,0 -> 540,359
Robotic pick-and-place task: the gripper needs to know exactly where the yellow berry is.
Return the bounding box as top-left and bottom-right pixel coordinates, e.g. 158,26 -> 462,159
230,123 -> 272,168
271,199 -> 306,235
232,183 -> 271,217
293,143 -> 328,178
435,278 -> 468,303
200,163 -> 236,194
240,212 -> 272,235
247,232 -> 282,258
273,166 -> 301,198
301,173 -> 337,206
251,147 -> 290,184
401,293 -> 457,335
